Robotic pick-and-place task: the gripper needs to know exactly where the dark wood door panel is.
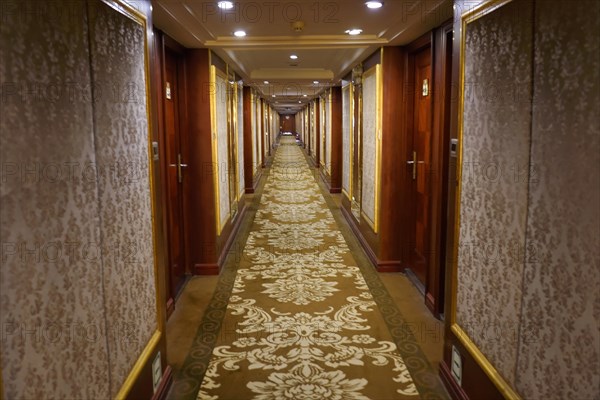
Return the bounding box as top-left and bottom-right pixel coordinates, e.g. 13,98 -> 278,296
410,46 -> 433,285
163,48 -> 186,303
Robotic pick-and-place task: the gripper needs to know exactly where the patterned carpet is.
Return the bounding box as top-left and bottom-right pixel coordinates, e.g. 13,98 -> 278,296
168,138 -> 449,400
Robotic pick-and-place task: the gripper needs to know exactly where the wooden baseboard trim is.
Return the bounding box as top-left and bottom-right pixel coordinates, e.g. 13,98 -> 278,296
341,205 -> 378,266
376,261 -> 403,272
217,202 -> 248,269
193,263 -> 219,275
151,365 -> 173,400
440,361 -> 469,400
340,206 -> 403,272
165,298 -> 175,320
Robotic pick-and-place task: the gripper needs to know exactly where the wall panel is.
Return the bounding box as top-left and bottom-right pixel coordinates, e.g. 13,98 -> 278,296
515,1 -> 600,398
446,1 -> 600,398
0,0 -> 160,397
87,2 -> 158,394
0,2 -> 110,397
342,83 -> 353,199
361,65 -> 381,231
237,84 -> 244,198
214,70 -> 230,231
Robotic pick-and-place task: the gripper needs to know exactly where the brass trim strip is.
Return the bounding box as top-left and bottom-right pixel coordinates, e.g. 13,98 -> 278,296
114,330 -> 162,400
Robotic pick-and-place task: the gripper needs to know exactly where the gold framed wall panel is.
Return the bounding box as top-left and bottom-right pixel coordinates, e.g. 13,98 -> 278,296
89,1 -> 164,397
237,82 -> 245,200
341,82 -> 354,201
360,64 -> 382,233
319,96 -> 327,170
216,68 -> 231,231
449,1 -> 525,399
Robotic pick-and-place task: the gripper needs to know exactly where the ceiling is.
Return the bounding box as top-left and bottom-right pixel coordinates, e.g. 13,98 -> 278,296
151,0 -> 453,114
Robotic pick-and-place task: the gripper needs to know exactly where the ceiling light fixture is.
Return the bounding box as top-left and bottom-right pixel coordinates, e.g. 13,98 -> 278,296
303,94 -> 308,97
234,30 -> 246,37
290,54 -> 298,60
313,81 -> 319,84
365,1 -> 383,9
272,95 -> 276,97
345,28 -> 363,35
264,81 -> 269,84
218,1 -> 234,9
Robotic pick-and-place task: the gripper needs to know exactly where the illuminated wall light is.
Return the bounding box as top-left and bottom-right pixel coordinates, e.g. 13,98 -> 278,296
365,1 -> 383,9
218,1 -> 234,9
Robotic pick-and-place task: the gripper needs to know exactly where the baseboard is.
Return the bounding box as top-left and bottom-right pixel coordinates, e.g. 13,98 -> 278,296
217,201 -> 248,269
166,297 -> 175,319
329,187 -> 342,194
376,260 -> 403,272
151,366 -> 173,400
440,361 -> 469,400
404,268 -> 426,294
340,206 -> 403,272
193,263 -> 219,275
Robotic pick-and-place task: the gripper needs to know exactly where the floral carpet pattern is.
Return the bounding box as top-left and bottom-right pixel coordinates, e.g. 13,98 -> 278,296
196,139 -> 420,399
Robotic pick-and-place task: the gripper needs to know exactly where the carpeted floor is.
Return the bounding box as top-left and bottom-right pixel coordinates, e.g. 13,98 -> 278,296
167,138 -> 449,400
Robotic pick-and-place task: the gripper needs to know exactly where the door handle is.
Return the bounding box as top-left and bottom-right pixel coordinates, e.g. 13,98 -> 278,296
177,153 -> 187,183
407,151 -> 417,180
170,154 -> 187,183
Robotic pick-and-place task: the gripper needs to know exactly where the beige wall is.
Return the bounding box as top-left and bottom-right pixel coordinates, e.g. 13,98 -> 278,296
0,1 -> 158,398
456,0 -> 599,398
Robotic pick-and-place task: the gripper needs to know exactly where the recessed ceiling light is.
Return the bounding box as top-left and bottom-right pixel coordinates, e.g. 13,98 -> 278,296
234,30 -> 246,37
290,54 -> 298,60
365,1 -> 383,9
218,1 -> 234,9
272,95 -> 276,97
298,101 -> 302,103
264,81 -> 269,84
345,29 -> 363,35
303,94 -> 307,97
313,81 -> 319,84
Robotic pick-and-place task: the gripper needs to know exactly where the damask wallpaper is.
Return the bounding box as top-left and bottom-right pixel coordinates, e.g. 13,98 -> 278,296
515,1 -> 600,398
215,72 -> 230,230
361,67 -> 379,229
456,0 -> 599,397
251,93 -> 259,172
237,84 -> 245,197
325,93 -> 332,173
0,2 -> 110,398
342,84 -> 352,198
456,0 -> 533,386
87,2 -> 158,395
0,0 -> 158,398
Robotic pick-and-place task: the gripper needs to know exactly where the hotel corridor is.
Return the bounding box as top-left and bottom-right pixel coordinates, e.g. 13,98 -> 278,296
166,137 -> 447,399
2,0 -> 598,399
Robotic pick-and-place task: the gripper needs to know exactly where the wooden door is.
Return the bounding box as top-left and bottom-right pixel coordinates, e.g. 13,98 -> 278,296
281,115 -> 295,132
409,46 -> 432,285
163,48 -> 186,310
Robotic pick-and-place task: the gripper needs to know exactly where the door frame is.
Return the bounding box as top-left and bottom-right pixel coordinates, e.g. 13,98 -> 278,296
157,32 -> 190,317
402,22 -> 453,319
